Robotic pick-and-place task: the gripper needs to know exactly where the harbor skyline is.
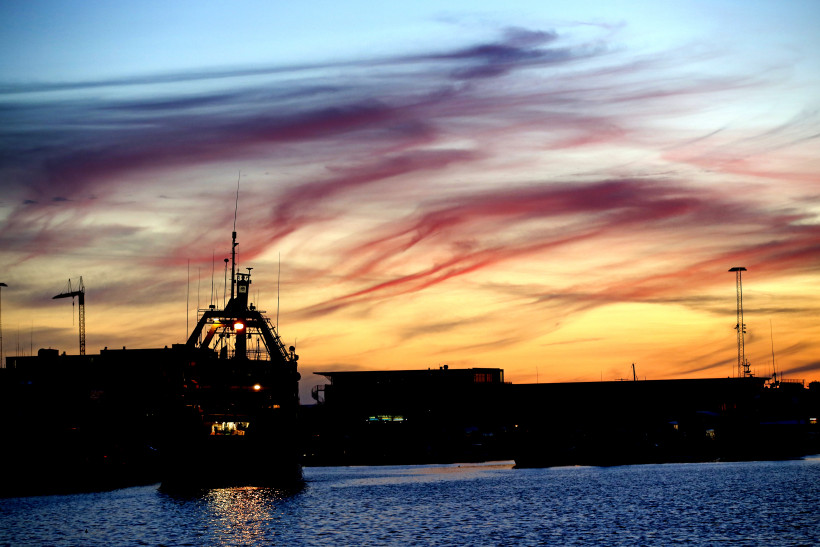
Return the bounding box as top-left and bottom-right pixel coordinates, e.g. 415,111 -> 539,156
1,1 -> 818,396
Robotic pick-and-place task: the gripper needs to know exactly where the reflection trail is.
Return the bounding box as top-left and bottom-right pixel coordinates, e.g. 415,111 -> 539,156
163,485 -> 304,545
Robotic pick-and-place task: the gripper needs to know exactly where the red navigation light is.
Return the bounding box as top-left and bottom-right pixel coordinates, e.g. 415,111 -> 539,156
234,321 -> 245,331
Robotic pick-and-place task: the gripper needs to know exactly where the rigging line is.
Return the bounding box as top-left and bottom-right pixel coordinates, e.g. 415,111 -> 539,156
233,170 -> 240,232
210,251 -> 215,307
277,252 -> 281,329
223,258 -> 228,309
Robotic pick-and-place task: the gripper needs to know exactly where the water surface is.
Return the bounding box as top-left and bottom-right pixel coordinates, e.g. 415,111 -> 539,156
2,458 -> 818,545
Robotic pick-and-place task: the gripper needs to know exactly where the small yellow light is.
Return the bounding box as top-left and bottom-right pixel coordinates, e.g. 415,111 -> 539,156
234,321 -> 245,331
253,384 -> 261,391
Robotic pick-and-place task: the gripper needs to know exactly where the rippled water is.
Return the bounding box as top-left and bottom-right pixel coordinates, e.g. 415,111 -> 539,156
2,458 -> 819,546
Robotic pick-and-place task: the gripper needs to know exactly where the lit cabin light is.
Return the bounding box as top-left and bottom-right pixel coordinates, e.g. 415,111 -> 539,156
234,321 -> 245,331
253,384 -> 261,391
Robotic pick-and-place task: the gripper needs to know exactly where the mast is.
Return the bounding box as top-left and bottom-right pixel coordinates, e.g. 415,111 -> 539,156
186,229 -> 297,367
729,267 -> 748,378
184,177 -> 298,368
231,230 -> 237,302
231,171 -> 240,302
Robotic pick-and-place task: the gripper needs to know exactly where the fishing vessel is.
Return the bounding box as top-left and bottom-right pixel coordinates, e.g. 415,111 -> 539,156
158,229 -> 302,490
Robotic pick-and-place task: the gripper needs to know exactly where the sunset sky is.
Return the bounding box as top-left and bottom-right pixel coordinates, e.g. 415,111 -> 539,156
1,1 -> 818,400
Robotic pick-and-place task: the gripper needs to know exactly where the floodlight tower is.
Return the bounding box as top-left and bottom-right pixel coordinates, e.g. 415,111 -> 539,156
729,267 -> 748,378
0,282 -> 7,367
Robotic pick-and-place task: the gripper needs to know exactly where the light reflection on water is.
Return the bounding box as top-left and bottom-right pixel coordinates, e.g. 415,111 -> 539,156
1,458 -> 819,546
156,484 -> 304,546
205,487 -> 271,544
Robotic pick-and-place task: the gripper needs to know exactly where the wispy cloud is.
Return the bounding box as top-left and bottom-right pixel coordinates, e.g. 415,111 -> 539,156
292,177 -> 819,318
783,361 -> 820,377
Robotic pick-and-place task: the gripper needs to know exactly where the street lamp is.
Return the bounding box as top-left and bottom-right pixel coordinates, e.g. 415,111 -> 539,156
0,283 -> 6,368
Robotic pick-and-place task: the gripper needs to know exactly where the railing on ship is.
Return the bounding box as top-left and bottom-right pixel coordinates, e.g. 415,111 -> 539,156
242,324 -> 290,362
192,308 -> 294,363
263,317 -> 292,360
216,328 -> 291,362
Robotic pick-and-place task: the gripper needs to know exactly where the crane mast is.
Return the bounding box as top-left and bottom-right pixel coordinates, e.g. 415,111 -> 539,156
53,277 -> 85,356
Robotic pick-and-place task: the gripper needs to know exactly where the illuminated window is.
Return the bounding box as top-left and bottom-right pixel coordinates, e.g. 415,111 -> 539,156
367,415 -> 405,423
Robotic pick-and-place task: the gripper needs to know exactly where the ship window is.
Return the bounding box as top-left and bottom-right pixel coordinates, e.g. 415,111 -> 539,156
209,421 -> 250,435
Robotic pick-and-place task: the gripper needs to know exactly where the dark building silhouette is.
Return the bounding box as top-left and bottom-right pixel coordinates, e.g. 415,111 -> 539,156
510,377 -> 804,467
3,353 -> 818,497
301,367 -> 512,465
302,369 -> 820,468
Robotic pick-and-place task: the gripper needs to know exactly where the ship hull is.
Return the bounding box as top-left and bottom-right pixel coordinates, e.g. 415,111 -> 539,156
160,436 -> 303,491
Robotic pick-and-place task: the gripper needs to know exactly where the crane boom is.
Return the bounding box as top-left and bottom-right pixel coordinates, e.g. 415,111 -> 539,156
53,277 -> 85,356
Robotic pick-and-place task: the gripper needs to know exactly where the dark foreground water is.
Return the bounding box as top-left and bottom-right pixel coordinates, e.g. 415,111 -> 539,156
2,457 -> 819,546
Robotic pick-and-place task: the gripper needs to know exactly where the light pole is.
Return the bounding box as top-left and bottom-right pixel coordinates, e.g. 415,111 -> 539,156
0,282 -> 7,368
728,267 -> 747,378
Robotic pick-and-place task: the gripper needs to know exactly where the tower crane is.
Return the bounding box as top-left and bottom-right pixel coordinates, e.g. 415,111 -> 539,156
53,277 -> 85,355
